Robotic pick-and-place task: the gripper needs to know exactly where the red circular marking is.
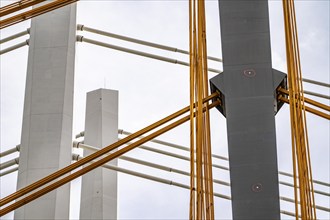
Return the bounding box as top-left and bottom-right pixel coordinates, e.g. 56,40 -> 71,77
243,69 -> 256,78
251,183 -> 263,192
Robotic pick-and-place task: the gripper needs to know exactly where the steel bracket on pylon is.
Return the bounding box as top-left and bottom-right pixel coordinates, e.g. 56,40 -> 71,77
209,69 -> 287,117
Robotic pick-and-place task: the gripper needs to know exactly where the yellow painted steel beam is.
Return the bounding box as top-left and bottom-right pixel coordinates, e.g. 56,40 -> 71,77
0,94 -> 219,216
279,171 -> 330,188
0,114 -> 189,215
0,0 -> 46,17
279,96 -> 330,120
0,99 -> 191,206
76,144 -> 330,197
278,88 -> 330,112
283,0 -> 317,217
0,0 -> 78,29
280,196 -> 330,213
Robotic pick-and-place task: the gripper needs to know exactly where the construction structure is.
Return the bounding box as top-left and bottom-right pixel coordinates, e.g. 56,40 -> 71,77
210,1 -> 285,218
79,89 -> 118,220
0,0 -> 329,220
13,4 -> 76,219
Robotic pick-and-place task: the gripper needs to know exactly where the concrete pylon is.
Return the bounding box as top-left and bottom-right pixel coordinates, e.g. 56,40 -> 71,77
210,1 -> 285,219
15,4 -> 77,220
79,89 -> 118,220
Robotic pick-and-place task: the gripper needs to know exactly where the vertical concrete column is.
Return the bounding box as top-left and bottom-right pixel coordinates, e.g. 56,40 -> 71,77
80,89 -> 118,220
15,4 -> 77,220
210,1 -> 281,219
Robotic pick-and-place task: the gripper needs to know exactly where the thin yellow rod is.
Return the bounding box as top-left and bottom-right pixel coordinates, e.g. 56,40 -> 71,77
0,92 -> 218,208
278,88 -> 330,112
189,0 -> 196,218
0,100 -> 220,217
282,0 -> 317,218
0,0 -> 46,17
279,96 -> 330,120
0,0 -> 78,29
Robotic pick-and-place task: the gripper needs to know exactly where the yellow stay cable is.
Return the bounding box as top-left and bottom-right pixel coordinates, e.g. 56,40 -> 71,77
0,95 -> 219,217
189,0 -> 215,219
189,0 -> 196,218
282,0 -> 317,219
200,1 -> 214,218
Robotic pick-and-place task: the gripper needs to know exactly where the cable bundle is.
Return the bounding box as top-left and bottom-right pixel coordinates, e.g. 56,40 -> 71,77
282,0 -> 317,219
189,0 -> 215,219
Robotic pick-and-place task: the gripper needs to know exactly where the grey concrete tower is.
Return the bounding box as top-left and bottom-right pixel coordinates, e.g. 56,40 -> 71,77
210,0 -> 286,219
79,89 -> 119,220
15,4 -> 77,220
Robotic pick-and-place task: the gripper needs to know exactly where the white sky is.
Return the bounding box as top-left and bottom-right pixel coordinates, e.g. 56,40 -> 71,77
0,0 -> 329,219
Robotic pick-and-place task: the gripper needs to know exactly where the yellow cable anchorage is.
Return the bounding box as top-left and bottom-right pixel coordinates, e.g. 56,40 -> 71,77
278,88 -> 330,120
278,88 -> 330,112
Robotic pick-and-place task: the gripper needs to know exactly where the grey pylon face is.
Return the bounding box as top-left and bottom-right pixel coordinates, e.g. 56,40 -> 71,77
210,69 -> 287,117
210,0 -> 284,219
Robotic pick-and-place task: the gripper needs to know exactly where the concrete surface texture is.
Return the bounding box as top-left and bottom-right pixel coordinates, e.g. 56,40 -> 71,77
215,0 -> 281,219
14,4 -> 77,220
79,89 -> 119,220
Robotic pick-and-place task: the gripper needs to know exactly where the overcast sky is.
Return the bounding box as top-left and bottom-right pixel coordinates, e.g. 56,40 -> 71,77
0,0 -> 329,219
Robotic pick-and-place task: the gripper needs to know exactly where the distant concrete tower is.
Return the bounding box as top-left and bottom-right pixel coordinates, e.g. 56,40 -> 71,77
15,4 -> 77,220
79,89 -> 119,220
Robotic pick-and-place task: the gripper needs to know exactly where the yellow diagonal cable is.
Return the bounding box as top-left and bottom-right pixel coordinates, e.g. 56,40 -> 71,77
282,0 -> 317,219
189,0 -> 215,219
